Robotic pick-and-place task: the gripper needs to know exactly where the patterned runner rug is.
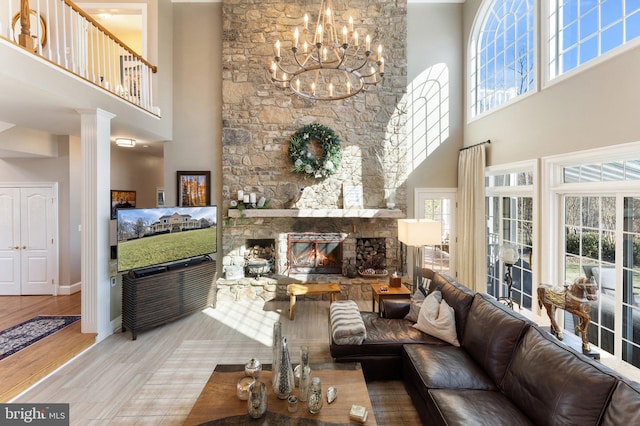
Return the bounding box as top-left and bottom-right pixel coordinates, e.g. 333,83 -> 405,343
0,315 -> 81,361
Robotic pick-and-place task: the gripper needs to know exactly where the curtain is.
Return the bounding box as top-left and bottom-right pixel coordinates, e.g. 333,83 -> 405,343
456,144 -> 487,291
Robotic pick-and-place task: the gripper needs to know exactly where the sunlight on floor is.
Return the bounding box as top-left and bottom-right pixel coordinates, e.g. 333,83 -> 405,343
202,301 -> 280,346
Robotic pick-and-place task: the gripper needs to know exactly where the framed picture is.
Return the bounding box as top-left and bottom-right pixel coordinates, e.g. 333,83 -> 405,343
177,171 -> 211,207
120,55 -> 141,100
111,190 -> 136,219
343,184 -> 363,209
156,188 -> 165,207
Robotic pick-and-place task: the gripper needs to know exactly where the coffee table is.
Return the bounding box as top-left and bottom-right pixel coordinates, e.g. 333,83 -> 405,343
184,363 -> 376,425
370,283 -> 411,313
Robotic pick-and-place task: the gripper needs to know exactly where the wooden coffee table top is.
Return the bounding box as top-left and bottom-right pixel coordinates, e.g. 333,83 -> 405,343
184,363 -> 377,425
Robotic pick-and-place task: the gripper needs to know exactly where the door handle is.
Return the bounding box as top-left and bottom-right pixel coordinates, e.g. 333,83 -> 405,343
9,246 -> 19,249
21,246 -> 27,249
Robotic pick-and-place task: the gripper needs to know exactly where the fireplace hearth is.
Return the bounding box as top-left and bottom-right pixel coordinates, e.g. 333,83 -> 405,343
287,233 -> 346,275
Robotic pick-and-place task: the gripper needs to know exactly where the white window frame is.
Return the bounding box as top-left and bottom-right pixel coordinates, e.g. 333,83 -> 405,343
415,188 -> 457,277
468,0 -> 538,121
542,140 -> 640,366
486,159 -> 539,309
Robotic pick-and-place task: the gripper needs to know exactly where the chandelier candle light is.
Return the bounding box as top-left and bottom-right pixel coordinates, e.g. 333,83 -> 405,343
269,0 -> 385,101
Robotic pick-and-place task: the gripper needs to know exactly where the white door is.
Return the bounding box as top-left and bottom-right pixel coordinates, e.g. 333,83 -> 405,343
0,188 -> 21,295
0,186 -> 56,295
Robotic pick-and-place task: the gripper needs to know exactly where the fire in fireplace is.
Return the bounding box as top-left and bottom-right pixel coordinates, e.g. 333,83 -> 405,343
287,233 -> 345,275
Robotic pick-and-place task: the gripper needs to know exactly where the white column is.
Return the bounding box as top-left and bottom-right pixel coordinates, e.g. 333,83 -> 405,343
78,108 -> 115,342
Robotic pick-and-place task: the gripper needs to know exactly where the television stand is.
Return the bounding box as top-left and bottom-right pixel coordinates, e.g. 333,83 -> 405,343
122,255 -> 216,340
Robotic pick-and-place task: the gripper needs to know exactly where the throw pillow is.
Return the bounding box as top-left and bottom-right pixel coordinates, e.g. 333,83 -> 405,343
413,297 -> 460,347
404,289 -> 427,322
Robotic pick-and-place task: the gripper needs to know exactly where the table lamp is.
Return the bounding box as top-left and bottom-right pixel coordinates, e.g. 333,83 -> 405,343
397,219 -> 442,292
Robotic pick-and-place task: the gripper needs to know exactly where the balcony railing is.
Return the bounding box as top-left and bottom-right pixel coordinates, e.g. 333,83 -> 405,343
1,0 -> 158,115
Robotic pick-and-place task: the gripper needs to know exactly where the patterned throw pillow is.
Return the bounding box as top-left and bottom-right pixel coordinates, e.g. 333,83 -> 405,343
404,287 -> 434,323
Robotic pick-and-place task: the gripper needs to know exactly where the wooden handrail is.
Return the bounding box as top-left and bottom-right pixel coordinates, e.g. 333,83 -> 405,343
62,0 -> 157,73
18,0 -> 157,73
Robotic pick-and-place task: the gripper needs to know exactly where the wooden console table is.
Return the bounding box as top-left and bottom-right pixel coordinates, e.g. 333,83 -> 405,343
184,363 -> 376,425
287,283 -> 341,320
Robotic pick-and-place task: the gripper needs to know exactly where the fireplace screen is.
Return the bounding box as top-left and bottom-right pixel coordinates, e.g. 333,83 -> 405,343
288,233 -> 344,274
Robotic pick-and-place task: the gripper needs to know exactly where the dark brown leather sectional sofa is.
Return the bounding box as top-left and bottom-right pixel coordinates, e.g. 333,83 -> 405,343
329,271 -> 640,425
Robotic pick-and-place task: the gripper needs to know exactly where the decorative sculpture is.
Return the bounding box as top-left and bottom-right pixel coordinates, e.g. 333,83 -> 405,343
538,276 -> 598,352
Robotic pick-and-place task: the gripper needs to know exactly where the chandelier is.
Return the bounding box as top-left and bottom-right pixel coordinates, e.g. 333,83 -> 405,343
268,0 -> 385,101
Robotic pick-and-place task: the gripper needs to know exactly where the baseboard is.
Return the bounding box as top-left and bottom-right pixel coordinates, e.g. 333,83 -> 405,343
111,315 -> 122,334
58,282 -> 81,295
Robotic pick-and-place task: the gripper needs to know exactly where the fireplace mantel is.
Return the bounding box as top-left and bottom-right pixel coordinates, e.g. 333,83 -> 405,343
227,209 -> 405,219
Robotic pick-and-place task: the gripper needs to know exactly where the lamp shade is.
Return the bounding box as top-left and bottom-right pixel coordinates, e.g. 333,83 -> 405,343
397,219 -> 442,247
499,244 -> 520,265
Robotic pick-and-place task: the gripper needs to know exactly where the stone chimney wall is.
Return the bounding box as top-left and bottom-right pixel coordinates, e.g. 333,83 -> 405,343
220,0 -> 408,296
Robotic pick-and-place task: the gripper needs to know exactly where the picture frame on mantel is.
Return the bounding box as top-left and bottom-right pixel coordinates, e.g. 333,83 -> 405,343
177,171 -> 211,207
343,184 -> 363,209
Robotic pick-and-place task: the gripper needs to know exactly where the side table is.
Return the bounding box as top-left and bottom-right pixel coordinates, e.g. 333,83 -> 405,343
370,283 -> 411,314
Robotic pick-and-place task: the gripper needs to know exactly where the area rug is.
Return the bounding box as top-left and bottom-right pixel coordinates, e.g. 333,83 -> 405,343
0,315 -> 81,361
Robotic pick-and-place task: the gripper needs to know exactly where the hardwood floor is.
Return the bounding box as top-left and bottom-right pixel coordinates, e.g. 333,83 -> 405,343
12,299 -> 421,425
0,293 -> 95,402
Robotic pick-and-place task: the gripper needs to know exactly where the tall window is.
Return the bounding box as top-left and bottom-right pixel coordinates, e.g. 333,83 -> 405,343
486,166 -> 536,310
416,190 -> 456,275
548,0 -> 640,79
546,146 -> 640,368
469,0 -> 535,117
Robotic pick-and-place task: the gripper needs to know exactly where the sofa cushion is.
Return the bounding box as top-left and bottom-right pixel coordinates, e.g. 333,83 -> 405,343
427,389 -> 534,426
601,380 -> 640,425
404,288 -> 427,322
329,312 -> 448,360
461,294 -> 531,386
429,273 -> 475,339
403,345 -> 496,395
503,326 -> 618,425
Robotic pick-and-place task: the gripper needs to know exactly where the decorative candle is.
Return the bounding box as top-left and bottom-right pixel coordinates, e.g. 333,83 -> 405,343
323,47 -> 327,61
250,193 -> 257,203
347,80 -> 352,93
365,35 -> 371,52
370,66 -> 376,83
295,79 -> 301,92
379,57 -> 385,74
349,16 -> 354,33
282,73 -> 287,88
236,376 -> 255,401
304,14 -> 309,30
354,31 -> 359,47
326,7 -> 331,18
243,194 -> 250,204
317,24 -> 323,44
238,190 -> 244,201
303,41 -> 308,53
275,40 -> 281,57
329,83 -> 334,97
342,26 -> 347,44
271,62 -> 277,79
311,82 -> 316,96
294,28 -> 299,48
377,44 -> 383,61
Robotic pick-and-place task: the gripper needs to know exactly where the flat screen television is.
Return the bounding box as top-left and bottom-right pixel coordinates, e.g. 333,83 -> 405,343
116,206 -> 217,273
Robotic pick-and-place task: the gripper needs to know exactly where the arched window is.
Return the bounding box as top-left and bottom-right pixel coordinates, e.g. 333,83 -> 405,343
548,0 -> 640,79
469,0 -> 535,118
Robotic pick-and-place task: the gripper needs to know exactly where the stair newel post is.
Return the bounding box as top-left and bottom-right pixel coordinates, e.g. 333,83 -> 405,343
19,0 -> 34,51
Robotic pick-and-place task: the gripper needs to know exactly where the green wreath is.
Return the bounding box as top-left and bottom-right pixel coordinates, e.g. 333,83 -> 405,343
288,123 -> 342,179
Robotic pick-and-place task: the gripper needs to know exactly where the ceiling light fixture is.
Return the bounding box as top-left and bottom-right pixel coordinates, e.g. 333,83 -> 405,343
268,0 -> 385,101
115,138 -> 136,148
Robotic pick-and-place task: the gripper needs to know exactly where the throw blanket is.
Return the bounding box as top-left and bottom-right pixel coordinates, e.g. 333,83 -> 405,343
330,300 -> 366,345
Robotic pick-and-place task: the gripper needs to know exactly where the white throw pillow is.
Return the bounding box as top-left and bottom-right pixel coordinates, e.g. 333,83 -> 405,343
413,297 -> 460,347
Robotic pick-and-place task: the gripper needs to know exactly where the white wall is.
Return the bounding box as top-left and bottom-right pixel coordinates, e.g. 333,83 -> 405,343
110,146 -> 164,208
463,0 -> 640,166
406,3 -> 464,216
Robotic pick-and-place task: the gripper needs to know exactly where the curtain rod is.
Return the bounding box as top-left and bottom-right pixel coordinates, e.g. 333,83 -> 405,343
459,140 -> 491,151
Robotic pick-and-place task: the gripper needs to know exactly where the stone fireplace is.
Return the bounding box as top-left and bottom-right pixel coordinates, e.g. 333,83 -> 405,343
218,0 -> 408,302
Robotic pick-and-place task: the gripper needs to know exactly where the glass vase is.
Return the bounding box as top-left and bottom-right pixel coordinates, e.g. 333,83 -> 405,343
272,321 -> 282,389
307,376 -> 323,414
298,346 -> 311,402
273,337 -> 294,399
247,381 -> 267,419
